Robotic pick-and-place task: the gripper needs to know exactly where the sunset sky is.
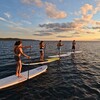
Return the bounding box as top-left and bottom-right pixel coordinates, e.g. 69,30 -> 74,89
0,0 -> 100,41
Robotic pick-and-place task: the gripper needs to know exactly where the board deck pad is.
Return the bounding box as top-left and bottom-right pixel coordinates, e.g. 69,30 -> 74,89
0,65 -> 47,89
22,57 -> 59,65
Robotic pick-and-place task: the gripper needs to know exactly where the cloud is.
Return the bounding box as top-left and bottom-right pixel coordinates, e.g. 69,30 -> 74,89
92,27 -> 100,29
85,31 -> 95,34
39,23 -> 77,29
0,17 -> 34,35
4,12 -> 11,18
57,35 -> 73,38
22,20 -> 32,24
45,2 -> 67,19
0,17 -> 7,21
80,3 -> 100,22
8,25 -> 36,34
33,0 -> 43,7
53,27 -> 73,32
0,17 -> 24,29
57,34 -> 80,38
39,22 -> 85,32
38,21 -> 99,35
21,1 -> 67,19
95,38 -> 100,41
21,0 -> 43,7
81,4 -> 93,15
74,11 -> 81,16
20,13 -> 31,19
96,21 -> 100,25
80,4 -> 94,22
73,32 -> 80,34
94,0 -> 100,14
21,0 -> 31,4
70,3 -> 100,31
33,32 -> 53,36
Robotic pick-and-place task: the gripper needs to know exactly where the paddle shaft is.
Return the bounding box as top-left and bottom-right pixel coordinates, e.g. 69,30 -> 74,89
27,47 -> 32,79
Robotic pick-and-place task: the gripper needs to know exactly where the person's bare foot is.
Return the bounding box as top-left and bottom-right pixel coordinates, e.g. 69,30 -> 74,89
18,74 -> 23,78
16,73 -> 18,77
40,59 -> 44,62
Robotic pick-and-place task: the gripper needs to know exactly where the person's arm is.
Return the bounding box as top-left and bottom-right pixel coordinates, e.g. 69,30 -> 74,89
23,46 -> 32,48
42,43 -> 45,49
61,43 -> 64,46
20,46 -> 32,49
19,48 -> 30,59
60,42 -> 63,46
57,42 -> 60,47
43,43 -> 46,48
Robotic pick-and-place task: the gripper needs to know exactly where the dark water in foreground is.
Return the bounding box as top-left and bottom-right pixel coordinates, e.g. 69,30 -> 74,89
0,41 -> 100,100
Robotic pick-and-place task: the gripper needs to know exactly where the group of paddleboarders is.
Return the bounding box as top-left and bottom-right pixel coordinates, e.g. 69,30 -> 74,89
57,40 -> 76,54
14,40 -> 76,77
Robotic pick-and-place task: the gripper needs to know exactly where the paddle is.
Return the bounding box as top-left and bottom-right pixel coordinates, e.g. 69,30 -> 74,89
27,46 -> 32,79
59,47 -> 61,59
44,43 -> 46,60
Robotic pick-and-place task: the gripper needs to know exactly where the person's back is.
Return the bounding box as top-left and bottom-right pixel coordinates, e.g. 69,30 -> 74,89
14,46 -> 20,56
72,40 -> 76,46
72,40 -> 76,52
14,41 -> 22,62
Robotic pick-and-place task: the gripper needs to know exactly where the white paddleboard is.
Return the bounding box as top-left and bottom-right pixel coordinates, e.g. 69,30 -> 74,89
0,65 -> 47,89
70,51 -> 82,54
22,57 -> 59,65
49,52 -> 71,58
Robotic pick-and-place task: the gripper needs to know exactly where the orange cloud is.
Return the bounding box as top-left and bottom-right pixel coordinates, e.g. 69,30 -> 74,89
81,4 -> 93,15
45,2 -> 67,19
21,0 -> 43,7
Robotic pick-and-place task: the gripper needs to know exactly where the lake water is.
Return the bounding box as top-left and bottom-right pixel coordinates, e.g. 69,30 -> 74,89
0,40 -> 100,100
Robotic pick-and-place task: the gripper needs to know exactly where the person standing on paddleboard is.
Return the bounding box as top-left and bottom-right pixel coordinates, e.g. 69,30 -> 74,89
57,40 -> 63,56
14,40 -> 31,77
72,40 -> 76,52
39,41 -> 45,61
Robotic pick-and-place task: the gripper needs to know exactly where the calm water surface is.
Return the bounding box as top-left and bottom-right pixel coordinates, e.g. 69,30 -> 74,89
0,41 -> 100,100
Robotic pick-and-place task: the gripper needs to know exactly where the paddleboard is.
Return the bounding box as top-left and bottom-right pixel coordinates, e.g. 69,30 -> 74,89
70,51 -> 82,54
49,52 -> 71,58
0,65 -> 47,89
22,57 -> 59,65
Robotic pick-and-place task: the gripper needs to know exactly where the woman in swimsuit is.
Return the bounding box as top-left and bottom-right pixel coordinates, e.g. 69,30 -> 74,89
39,41 -> 45,61
14,40 -> 31,77
72,40 -> 76,52
57,40 -> 63,55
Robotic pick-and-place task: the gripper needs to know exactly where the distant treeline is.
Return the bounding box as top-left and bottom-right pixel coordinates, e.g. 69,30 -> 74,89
0,38 -> 38,41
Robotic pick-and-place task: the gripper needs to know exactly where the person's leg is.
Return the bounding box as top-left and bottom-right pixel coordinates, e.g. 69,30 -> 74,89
18,60 -> 22,77
40,51 -> 44,61
40,51 -> 42,61
15,56 -> 19,76
57,48 -> 60,55
16,62 -> 19,76
42,51 -> 44,61
73,46 -> 75,52
59,48 -> 61,59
